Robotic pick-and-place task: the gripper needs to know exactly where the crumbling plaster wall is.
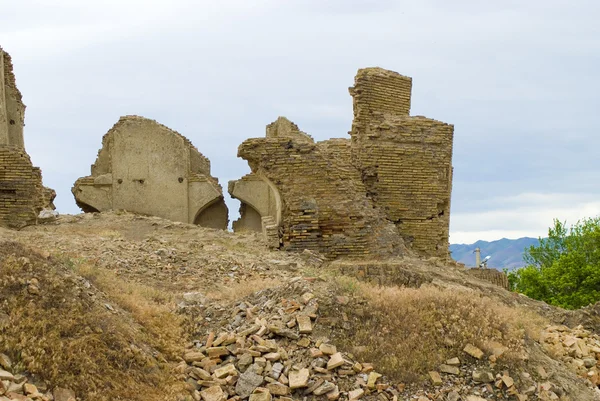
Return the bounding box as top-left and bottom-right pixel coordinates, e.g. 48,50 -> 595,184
72,116 -> 228,229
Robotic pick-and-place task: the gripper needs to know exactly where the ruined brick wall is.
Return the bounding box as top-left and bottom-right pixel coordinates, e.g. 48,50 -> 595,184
467,268 -> 509,290
0,47 -> 25,148
0,47 -> 54,229
237,134 -> 404,258
233,67 -> 453,259
0,147 -> 55,228
350,68 -> 454,258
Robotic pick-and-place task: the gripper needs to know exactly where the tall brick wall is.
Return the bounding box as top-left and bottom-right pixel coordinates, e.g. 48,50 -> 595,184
0,46 -> 54,229
0,47 -> 25,148
350,68 -> 454,258
237,135 -> 404,258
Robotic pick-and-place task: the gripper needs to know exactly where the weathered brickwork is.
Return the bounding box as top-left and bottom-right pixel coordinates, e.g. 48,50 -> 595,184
236,135 -> 403,258
233,67 -> 454,259
350,68 -> 454,257
467,268 -> 509,290
0,47 -> 25,148
0,147 -> 55,228
0,47 -> 55,229
72,116 -> 229,229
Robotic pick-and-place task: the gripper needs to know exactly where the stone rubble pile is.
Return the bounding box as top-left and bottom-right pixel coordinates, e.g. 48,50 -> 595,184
541,324 -> 600,387
0,353 -> 76,401
178,278 -> 392,401
177,278 -> 585,401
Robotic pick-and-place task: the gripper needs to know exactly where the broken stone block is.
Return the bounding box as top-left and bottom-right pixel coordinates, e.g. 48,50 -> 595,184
367,372 -> 382,388
463,344 -> 484,359
348,388 -> 364,401
200,385 -> 226,401
319,344 -> 337,355
327,353 -> 345,370
297,316 -> 312,334
214,364 -> 238,379
235,371 -> 264,399
288,368 -> 309,389
428,371 -> 442,386
472,369 -> 494,383
439,364 -> 460,375
249,387 -> 271,401
265,383 -> 289,396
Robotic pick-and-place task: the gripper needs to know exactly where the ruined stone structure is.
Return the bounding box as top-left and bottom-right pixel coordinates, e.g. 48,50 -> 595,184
230,68 -> 454,258
72,116 -> 228,229
0,46 -> 55,229
467,268 -> 510,290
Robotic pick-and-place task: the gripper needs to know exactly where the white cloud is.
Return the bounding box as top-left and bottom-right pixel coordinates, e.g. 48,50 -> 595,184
450,192 -> 600,244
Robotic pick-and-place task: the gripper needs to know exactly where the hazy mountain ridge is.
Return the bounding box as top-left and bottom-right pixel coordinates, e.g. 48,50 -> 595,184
449,237 -> 540,270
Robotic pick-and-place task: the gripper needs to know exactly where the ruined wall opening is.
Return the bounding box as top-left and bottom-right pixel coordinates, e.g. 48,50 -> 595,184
232,202 -> 262,233
193,198 -> 228,229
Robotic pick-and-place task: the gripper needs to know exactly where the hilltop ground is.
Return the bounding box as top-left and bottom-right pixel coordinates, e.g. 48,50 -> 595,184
1,212 -> 600,401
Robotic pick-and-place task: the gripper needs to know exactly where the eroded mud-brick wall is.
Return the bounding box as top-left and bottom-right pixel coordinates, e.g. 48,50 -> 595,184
350,68 -> 454,257
0,47 -> 25,148
0,46 -> 55,229
72,116 -> 228,228
237,133 -> 403,258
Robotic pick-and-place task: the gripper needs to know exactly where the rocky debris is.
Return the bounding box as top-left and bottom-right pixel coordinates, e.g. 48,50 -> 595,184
0,358 -> 76,401
541,324 -> 600,387
177,278 -> 587,401
180,281 -> 394,401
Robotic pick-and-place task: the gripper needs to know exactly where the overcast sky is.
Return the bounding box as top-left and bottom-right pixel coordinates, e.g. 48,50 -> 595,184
2,0 -> 599,244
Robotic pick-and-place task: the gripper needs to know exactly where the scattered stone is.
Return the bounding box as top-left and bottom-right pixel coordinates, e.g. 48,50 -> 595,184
463,344 -> 484,359
236,371 -> 264,398
200,385 -> 226,401
0,370 -> 13,382
348,388 -> 364,401
289,368 -> 309,389
214,364 -> 238,379
428,371 -> 442,386
367,372 -> 382,388
319,343 -> 337,355
446,357 -> 460,366
327,353 -> 345,370
297,316 -> 312,334
249,387 -> 271,401
439,364 -> 460,375
266,383 -> 289,396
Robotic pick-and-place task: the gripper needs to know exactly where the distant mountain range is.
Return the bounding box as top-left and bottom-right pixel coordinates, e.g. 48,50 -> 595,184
449,237 -> 540,270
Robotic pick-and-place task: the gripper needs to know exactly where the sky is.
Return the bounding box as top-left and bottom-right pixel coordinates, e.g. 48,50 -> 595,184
1,0 -> 599,245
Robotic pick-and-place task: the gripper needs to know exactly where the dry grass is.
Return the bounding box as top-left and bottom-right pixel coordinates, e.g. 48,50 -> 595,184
0,241 -> 186,401
329,277 -> 548,383
206,277 -> 283,302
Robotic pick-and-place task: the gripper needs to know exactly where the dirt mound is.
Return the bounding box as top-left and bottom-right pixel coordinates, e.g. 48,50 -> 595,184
1,212 -> 600,400
0,241 -> 185,401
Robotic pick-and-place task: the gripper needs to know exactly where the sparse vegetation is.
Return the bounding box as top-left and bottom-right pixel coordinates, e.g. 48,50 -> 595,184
0,242 -> 186,401
330,278 -> 547,383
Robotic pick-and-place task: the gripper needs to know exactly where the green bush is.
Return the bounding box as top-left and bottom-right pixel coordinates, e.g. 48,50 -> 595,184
508,218 -> 600,309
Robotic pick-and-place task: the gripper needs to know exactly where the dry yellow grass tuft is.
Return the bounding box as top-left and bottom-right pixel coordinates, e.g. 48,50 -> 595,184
329,277 -> 548,383
0,241 -> 186,401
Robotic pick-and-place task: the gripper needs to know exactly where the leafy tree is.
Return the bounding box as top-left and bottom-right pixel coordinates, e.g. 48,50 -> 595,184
507,217 -> 600,309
